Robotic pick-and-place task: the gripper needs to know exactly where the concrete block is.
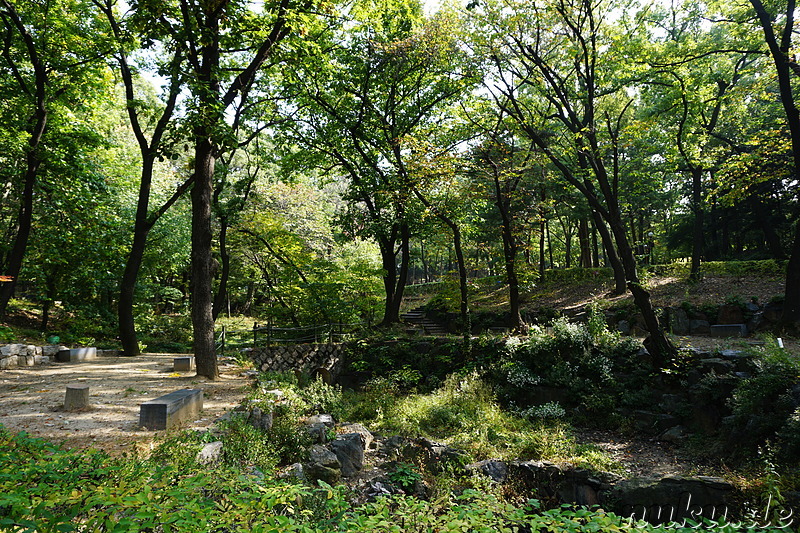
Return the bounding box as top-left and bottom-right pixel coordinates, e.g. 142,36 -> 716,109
56,347 -> 97,363
173,356 -> 194,372
139,389 -> 203,430
710,324 -> 747,338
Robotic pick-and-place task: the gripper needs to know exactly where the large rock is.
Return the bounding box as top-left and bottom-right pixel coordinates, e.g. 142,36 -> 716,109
717,304 -> 744,325
465,459 -> 508,483
248,407 -> 273,432
339,423 -> 374,449
304,445 -> 341,485
689,320 -> 711,335
196,441 -> 223,464
669,308 -> 690,335
0,355 -> 18,369
330,433 -> 365,477
609,476 -> 734,525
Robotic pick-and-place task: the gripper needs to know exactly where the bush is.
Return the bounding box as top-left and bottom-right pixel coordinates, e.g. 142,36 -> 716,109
725,338 -> 800,463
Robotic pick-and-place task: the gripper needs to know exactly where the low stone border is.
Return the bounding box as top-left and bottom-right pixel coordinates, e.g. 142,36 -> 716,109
0,344 -> 120,369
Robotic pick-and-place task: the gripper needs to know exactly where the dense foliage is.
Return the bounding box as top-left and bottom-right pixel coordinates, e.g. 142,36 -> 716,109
0,0 -> 799,357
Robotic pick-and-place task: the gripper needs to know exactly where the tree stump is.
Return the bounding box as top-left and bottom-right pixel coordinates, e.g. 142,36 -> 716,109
64,384 -> 90,410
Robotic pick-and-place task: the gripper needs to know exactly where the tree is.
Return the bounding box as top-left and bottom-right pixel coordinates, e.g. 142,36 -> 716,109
96,0 -> 194,355
742,0 -> 800,328
285,0 -> 474,325
0,0 -> 109,318
133,0 -> 303,378
470,0 -> 676,363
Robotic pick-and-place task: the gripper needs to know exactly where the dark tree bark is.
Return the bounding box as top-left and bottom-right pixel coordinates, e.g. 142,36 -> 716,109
578,217 -> 591,268
592,210 -> 626,295
409,186 -> 470,334
179,0 -> 290,378
97,0 -> 190,355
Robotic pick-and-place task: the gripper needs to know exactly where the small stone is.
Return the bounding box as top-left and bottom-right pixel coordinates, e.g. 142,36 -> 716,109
196,441 -> 223,464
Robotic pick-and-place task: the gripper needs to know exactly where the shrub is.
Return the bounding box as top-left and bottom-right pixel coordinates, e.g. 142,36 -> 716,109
725,339 -> 800,463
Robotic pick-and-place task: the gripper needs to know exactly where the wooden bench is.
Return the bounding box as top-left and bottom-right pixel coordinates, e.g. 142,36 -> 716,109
139,389 -> 203,430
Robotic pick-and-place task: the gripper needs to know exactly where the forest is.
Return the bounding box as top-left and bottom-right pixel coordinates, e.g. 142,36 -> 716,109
2,0 -> 800,379
3,0 -> 800,529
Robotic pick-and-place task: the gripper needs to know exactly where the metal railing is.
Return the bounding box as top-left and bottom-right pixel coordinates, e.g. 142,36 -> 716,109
215,322 -> 365,355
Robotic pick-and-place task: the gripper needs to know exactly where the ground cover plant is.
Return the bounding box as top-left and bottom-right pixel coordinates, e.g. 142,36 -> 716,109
1,425 -> 794,532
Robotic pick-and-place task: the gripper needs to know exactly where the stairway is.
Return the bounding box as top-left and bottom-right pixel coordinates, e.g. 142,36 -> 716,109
400,307 -> 449,335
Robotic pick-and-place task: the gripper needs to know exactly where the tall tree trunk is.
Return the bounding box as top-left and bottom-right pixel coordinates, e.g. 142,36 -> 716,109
384,223 -> 410,325
539,219 -> 546,279
409,187 -> 470,334
379,233 -> 399,325
191,137 -> 218,379
608,213 -> 671,364
119,156 -> 156,356
750,0 -> 800,328
0,82 -> 46,319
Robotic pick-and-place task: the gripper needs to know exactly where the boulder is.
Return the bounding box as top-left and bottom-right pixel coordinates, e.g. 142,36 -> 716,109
689,320 -> 711,335
248,407 -> 273,432
465,459 -> 508,483
304,445 -> 341,485
717,304 -> 744,325
609,476 -> 734,525
330,433 -> 365,477
669,308 -> 690,335
339,422 -> 374,450
698,358 -> 735,375
308,414 -> 335,427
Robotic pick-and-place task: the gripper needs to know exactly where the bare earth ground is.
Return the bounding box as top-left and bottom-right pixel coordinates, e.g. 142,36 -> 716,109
0,354 -> 256,456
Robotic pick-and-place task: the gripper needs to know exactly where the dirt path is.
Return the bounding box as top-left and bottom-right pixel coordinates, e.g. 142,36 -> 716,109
0,354 -> 254,455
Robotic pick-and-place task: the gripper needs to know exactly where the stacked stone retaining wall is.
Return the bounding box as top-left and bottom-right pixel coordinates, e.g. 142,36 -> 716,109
0,344 -> 118,369
246,343 -> 345,378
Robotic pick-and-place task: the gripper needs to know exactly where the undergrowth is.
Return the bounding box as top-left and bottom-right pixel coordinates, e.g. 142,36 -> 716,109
1,426 -> 791,532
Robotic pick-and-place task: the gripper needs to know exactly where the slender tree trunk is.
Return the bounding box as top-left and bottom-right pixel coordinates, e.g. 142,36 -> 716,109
379,234 -> 398,325
690,167 -> 704,282
750,0 -> 800,328
384,223 -> 410,324
499,215 -> 522,329
409,186 -> 470,334
213,217 -> 230,321
578,217 -> 591,268
119,156 -> 156,356
539,219 -> 546,279
608,213 -> 671,365
593,210 -> 626,295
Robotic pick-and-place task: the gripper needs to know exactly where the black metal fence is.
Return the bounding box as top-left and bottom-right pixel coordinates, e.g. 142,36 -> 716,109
215,322 -> 365,355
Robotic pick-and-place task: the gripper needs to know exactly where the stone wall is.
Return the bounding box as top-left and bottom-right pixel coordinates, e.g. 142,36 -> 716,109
0,344 -> 119,369
245,343 -> 345,379
1,344 -> 50,369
